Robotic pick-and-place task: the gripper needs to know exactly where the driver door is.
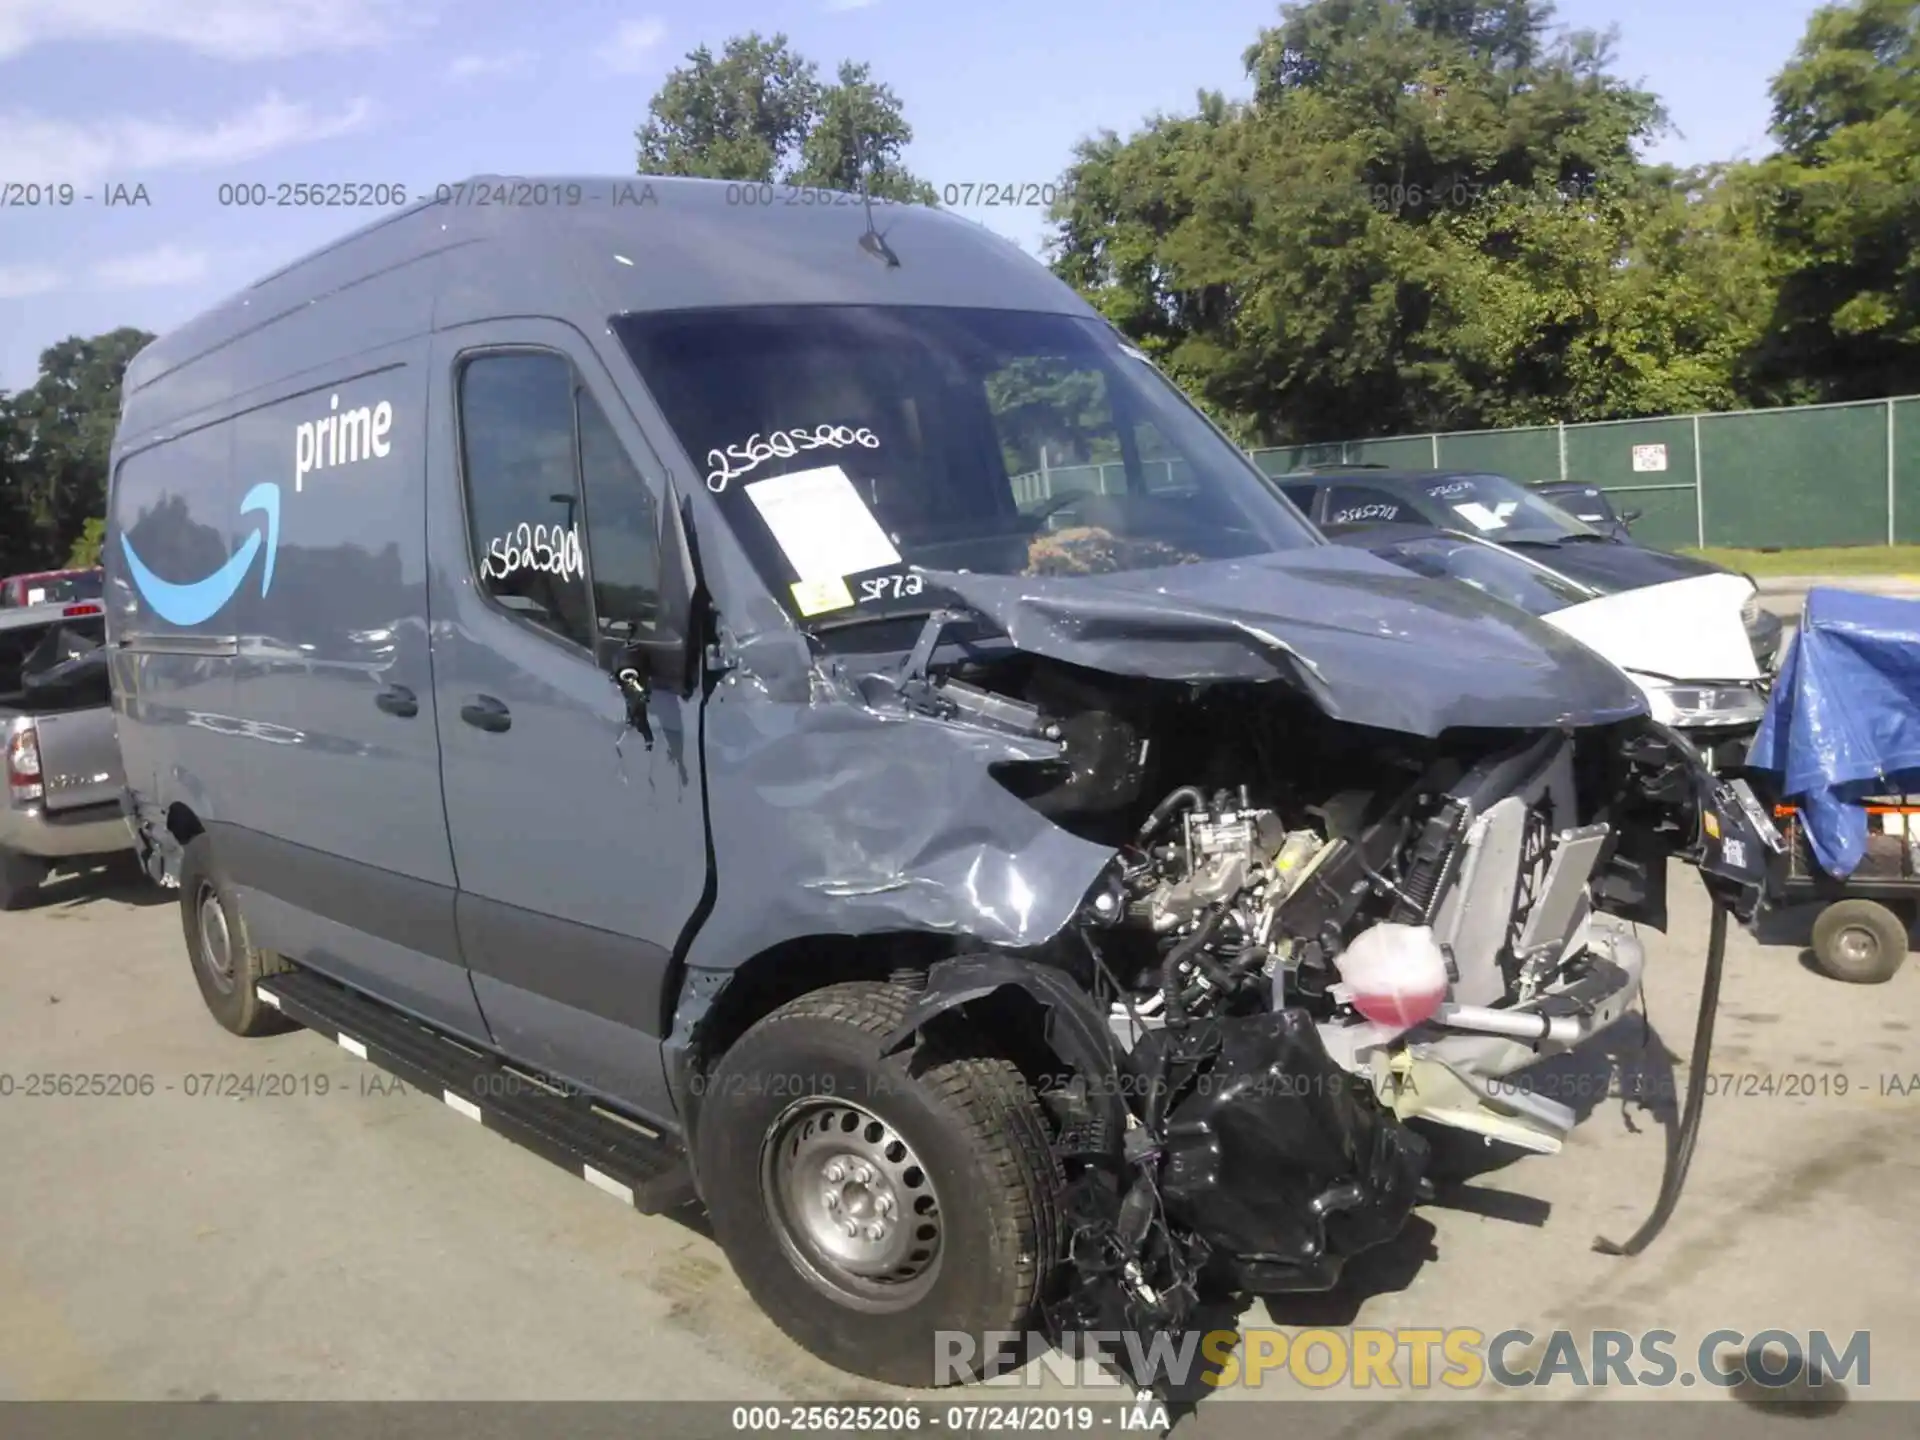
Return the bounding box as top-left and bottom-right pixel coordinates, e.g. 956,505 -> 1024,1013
425,321 -> 708,1123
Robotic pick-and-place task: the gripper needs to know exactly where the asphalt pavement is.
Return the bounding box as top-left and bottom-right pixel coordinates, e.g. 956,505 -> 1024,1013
1,857 -> 1916,1422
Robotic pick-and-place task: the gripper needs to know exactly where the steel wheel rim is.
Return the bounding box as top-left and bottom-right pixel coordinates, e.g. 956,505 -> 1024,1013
759,1096 -> 945,1313
1836,925 -> 1881,967
197,883 -> 237,994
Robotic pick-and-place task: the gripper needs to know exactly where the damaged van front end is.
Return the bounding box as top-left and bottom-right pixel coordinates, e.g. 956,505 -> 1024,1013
666,550 -> 1772,1362
613,297 -> 1776,1388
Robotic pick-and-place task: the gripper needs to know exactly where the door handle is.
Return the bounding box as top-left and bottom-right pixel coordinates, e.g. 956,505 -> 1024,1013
460,694 -> 512,733
374,684 -> 418,718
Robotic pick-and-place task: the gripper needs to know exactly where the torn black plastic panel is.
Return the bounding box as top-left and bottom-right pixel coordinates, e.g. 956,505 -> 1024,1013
1144,1008 -> 1430,1293
1042,1007 -> 1430,1395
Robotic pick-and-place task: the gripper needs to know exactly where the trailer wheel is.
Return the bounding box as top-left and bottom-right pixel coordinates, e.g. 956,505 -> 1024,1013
694,981 -> 1061,1388
0,847 -> 49,910
1811,899 -> 1910,985
178,834 -> 295,1036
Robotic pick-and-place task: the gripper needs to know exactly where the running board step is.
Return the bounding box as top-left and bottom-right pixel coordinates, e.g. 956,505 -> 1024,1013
257,967 -> 695,1215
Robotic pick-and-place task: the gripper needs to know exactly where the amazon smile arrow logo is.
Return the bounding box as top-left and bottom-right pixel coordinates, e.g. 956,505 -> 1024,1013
121,482 -> 281,626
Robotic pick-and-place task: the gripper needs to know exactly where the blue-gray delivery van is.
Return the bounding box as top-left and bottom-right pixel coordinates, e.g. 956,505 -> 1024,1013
105,175 -> 1777,1392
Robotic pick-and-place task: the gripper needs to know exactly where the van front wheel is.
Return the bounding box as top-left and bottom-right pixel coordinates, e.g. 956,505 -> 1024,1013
694,981 -> 1061,1388
178,834 -> 294,1037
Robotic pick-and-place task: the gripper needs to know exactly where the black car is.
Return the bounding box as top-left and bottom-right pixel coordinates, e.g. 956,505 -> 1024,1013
1277,467 -> 1784,670
1528,481 -> 1639,541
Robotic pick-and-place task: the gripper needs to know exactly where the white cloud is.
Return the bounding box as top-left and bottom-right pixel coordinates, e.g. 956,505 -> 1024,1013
601,17 -> 666,73
823,0 -> 881,10
0,95 -> 377,189
0,0 -> 420,61
0,263 -> 62,299
92,244 -> 210,289
446,50 -> 529,81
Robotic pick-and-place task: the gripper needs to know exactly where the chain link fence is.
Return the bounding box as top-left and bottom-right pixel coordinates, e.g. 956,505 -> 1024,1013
1012,396 -> 1920,551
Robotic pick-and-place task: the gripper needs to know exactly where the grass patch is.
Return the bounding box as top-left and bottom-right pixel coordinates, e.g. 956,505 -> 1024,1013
1685,544 -> 1920,577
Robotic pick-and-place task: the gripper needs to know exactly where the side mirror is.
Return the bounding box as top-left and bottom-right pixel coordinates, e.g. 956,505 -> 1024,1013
599,477 -> 703,740
1621,508 -> 1643,526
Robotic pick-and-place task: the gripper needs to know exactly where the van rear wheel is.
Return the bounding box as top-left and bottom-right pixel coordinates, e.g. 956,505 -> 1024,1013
178,834 -> 294,1036
694,981 -> 1061,1388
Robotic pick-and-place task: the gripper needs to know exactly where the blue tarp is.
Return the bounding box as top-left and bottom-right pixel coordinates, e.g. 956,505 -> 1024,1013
1748,587 -> 1920,877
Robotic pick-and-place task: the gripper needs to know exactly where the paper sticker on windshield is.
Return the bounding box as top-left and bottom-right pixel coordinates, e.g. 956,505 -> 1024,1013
790,576 -> 856,616
1453,501 -> 1519,531
746,464 -> 902,583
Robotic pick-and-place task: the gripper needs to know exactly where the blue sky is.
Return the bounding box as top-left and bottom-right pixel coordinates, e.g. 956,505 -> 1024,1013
0,0 -> 1824,392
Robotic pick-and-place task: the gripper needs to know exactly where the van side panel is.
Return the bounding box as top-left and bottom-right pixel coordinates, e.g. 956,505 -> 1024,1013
212,341 -> 485,1040
105,423 -> 241,833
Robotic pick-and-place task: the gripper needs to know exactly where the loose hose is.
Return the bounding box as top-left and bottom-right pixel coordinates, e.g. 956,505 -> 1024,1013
1592,897 -> 1730,1256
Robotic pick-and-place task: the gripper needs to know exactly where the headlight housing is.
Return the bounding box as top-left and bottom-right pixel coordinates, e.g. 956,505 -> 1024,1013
1740,592 -> 1760,630
1642,680 -> 1767,729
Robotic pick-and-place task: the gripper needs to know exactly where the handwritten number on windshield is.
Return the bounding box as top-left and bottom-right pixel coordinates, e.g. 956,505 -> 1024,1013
706,424 -> 879,493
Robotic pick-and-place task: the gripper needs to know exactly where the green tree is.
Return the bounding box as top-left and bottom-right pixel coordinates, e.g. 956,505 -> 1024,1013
1739,0 -> 1920,404
635,33 -> 934,201
66,517 -> 106,569
791,61 -> 937,203
2,327 -> 153,572
0,392 -> 33,575
1043,0 -> 1774,442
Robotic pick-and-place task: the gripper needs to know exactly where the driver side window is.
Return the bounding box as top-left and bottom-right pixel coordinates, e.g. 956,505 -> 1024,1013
455,351 -> 663,653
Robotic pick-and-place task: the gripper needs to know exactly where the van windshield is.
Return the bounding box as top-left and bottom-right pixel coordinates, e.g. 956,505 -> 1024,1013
612,306 -> 1318,621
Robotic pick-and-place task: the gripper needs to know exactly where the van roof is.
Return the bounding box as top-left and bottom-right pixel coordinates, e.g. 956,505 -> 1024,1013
121,174 -> 1098,409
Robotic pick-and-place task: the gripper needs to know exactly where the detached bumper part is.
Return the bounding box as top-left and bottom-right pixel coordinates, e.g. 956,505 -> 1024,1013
1152,1009 -> 1429,1295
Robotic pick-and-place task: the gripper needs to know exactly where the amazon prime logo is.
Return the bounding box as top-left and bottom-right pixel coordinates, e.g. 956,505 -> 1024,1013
297,393 -> 393,492
120,482 -> 281,627
121,390 -> 395,626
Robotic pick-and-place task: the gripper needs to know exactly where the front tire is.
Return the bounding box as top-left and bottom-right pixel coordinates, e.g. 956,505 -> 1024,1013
178,834 -> 295,1036
694,981 -> 1061,1388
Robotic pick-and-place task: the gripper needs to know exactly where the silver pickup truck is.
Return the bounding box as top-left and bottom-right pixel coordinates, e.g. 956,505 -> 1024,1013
0,598 -> 131,908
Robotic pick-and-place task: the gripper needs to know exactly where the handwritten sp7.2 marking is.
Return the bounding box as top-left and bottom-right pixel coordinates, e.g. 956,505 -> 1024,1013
857,572 -> 924,603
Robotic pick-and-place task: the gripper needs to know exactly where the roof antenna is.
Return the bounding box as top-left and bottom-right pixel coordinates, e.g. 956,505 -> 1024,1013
855,132 -> 901,269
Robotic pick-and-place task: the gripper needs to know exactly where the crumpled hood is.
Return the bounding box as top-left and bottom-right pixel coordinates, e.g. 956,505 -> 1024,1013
923,545 -> 1649,738
1519,539 -> 1721,595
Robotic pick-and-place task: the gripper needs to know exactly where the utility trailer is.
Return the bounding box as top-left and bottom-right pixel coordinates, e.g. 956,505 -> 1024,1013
1771,800 -> 1920,983
1748,586 -> 1920,984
